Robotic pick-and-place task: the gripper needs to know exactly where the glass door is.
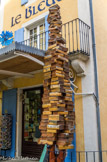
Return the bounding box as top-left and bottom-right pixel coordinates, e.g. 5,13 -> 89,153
22,87 -> 43,158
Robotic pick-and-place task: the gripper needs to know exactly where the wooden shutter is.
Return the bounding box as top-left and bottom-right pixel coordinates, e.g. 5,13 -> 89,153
45,15 -> 49,50
21,0 -> 28,6
14,28 -> 24,42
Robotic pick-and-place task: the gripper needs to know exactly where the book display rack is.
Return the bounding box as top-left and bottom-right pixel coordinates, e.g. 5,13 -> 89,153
0,114 -> 12,150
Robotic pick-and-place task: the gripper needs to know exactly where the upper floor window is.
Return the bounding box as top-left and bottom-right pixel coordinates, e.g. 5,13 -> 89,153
29,23 -> 45,50
28,0 -> 36,4
21,0 -> 28,6
22,0 -> 37,6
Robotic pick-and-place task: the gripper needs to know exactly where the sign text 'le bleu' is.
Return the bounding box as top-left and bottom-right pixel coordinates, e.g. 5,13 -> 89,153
11,0 -> 62,27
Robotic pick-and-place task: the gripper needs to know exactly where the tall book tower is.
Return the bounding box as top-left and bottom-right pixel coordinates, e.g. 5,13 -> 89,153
39,4 -> 75,150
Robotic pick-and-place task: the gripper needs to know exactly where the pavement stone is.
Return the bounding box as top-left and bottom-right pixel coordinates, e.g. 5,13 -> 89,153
1,160 -> 39,162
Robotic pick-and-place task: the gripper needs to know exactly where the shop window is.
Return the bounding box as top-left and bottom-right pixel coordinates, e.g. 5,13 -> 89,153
29,23 -> 45,50
22,87 -> 44,158
23,89 -> 42,142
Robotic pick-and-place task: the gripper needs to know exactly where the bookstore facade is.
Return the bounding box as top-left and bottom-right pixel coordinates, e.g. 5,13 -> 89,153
0,0 -> 78,160
0,0 -> 105,161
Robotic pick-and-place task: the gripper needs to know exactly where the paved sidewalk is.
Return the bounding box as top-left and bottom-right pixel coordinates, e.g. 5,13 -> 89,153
0,158 -> 39,162
1,160 -> 39,162
1,161 -> 37,162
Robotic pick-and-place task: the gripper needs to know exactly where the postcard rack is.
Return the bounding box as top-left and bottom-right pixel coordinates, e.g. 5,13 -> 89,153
0,114 -> 12,150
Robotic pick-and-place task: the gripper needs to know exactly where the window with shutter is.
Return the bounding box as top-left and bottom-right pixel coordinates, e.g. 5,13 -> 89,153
23,15 -> 49,50
28,22 -> 45,50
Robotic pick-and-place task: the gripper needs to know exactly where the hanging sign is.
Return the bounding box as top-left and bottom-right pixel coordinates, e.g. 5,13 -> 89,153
11,0 -> 62,27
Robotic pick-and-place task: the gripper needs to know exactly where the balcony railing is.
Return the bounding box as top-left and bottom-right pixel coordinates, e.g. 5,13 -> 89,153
20,18 -> 90,56
62,18 -> 90,56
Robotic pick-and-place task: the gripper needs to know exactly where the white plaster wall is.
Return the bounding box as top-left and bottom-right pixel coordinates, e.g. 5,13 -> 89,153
78,0 -> 99,160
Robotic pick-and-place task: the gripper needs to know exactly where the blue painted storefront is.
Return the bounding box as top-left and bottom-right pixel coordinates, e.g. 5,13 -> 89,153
1,89 -> 17,158
1,88 -> 76,160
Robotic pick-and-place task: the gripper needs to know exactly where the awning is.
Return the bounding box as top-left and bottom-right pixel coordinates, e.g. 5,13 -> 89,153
0,42 -> 45,80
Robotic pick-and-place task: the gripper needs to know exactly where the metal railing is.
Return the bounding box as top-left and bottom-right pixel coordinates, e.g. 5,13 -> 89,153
73,151 -> 102,162
20,18 -> 90,56
62,18 -> 90,56
44,150 -> 107,162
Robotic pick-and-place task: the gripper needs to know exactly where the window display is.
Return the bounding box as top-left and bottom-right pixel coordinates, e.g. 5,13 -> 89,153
23,89 -> 42,143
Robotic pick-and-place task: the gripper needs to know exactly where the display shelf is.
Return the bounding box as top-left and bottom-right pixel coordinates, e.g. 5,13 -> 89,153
0,114 -> 12,150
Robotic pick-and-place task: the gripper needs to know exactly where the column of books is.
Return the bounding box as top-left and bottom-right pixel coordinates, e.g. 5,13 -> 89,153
39,4 -> 75,150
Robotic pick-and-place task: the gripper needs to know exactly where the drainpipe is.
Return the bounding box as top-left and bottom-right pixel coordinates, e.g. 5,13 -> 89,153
89,0 -> 102,161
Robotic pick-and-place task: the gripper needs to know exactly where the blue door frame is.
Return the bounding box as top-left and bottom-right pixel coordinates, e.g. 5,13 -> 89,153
1,89 -> 17,158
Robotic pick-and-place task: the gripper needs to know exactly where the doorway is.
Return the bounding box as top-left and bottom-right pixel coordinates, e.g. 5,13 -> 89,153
22,87 -> 43,158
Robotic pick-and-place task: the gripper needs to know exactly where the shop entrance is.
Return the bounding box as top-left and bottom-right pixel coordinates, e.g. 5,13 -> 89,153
22,87 -> 43,158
